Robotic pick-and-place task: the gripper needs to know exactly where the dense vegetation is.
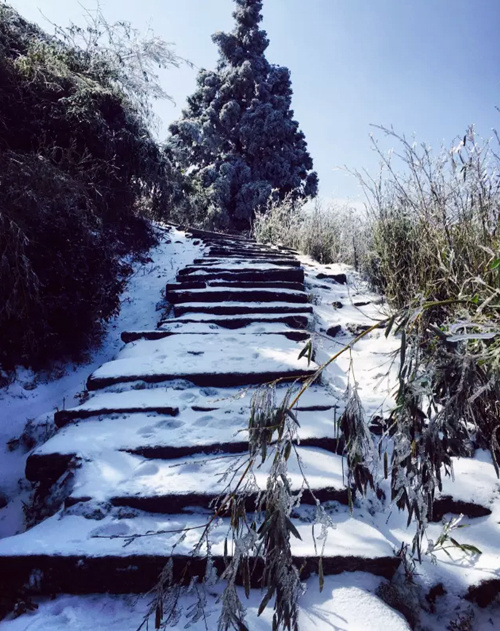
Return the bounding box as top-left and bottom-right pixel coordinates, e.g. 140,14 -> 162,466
0,5 -> 184,370
256,124 -> 500,553
168,0 -> 318,231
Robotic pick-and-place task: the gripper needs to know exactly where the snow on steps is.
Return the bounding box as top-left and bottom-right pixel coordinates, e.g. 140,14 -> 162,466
178,266 -> 304,282
166,279 -> 306,291
160,313 -> 311,329
192,257 -> 301,267
173,302 -> 313,317
0,511 -> 400,595
167,286 -> 309,304
29,384 -> 342,483
53,382 -> 337,427
64,446 -> 349,512
27,409 -> 344,483
86,332 -> 317,390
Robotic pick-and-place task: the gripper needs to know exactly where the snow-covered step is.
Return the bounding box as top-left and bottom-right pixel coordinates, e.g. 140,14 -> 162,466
206,248 -> 294,258
178,268 -> 304,283
26,404 -> 342,482
173,302 -> 313,317
121,326 -> 310,343
168,287 -> 308,304
0,511 -> 399,596
431,450 -> 495,521
192,257 -> 301,267
65,447 -> 348,512
204,252 -> 297,262
167,279 -> 306,292
55,382 -> 337,425
86,333 -> 318,390
186,227 -> 252,242
162,313 -> 311,329
179,262 -> 303,274
27,406 -> 343,483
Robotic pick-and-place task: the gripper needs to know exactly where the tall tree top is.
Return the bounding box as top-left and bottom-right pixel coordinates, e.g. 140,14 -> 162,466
169,0 -> 318,230
213,0 -> 269,67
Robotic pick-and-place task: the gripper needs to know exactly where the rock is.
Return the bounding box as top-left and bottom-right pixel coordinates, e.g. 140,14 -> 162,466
193,239 -> 201,245
316,272 -> 347,284
353,301 -> 371,307
332,301 -> 343,309
0,492 -> 8,509
425,582 -> 446,613
326,325 -> 342,338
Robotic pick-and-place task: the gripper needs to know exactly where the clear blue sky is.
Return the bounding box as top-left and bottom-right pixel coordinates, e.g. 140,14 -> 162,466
8,0 -> 500,204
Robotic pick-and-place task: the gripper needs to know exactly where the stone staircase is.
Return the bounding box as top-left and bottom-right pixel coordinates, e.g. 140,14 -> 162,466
0,228 -> 401,603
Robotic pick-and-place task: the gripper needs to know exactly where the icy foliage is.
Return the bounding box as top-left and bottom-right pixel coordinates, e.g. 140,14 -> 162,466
168,0 -> 318,230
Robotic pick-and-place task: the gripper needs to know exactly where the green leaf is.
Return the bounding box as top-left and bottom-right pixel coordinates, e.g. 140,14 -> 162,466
460,543 -> 482,555
284,441 -> 292,461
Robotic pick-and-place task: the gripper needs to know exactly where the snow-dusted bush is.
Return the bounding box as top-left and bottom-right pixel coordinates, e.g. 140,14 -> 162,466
168,0 -> 318,230
0,5 -> 185,368
254,197 -> 371,270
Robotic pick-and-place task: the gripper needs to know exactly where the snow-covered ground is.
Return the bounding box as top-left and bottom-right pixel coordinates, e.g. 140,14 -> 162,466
0,574 -> 411,631
0,227 -> 203,538
1,234 -> 499,630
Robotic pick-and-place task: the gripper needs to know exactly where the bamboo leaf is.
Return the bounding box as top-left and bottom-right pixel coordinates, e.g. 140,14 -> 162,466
286,517 -> 302,540
318,557 -> 324,593
258,585 -> 275,616
155,603 -> 162,629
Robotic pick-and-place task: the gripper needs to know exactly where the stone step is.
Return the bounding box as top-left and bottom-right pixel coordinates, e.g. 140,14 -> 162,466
186,227 -> 252,242
0,511 -> 399,596
207,247 -> 291,256
86,333 -> 317,391
167,287 -> 308,304
173,303 -> 313,317
167,280 -> 306,295
162,313 -> 311,329
27,407 -> 342,484
205,251 -> 297,260
121,327 -> 310,343
53,383 -> 337,427
192,257 -> 301,267
65,447 -> 349,513
178,268 -> 304,283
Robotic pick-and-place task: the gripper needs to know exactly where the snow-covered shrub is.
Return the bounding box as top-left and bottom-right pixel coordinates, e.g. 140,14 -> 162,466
254,197 -> 372,269
355,126 -> 500,307
0,5 -> 185,368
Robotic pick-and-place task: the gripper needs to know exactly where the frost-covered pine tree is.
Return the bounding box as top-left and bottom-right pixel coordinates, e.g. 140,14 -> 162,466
168,0 -> 318,230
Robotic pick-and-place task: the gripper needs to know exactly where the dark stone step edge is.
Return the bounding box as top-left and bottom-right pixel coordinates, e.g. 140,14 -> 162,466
168,290 -> 308,305
121,330 -> 310,343
163,315 -> 310,329
177,270 -> 305,283
67,486 -> 349,514
26,437 -> 343,484
0,553 -> 400,598
167,280 -> 305,292
54,405 -> 180,428
173,304 -> 313,316
87,369 -> 317,392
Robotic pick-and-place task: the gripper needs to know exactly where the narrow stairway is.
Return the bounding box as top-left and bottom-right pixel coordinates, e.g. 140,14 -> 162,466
0,229 -> 399,600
